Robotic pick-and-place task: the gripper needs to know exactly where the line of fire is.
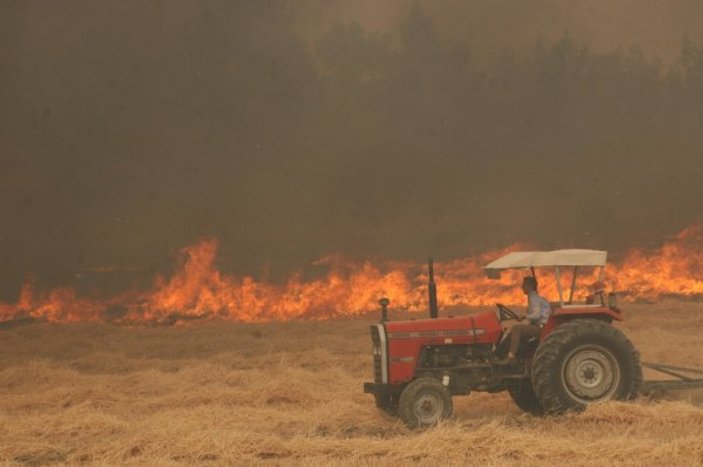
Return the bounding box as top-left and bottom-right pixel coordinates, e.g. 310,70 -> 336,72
1,223 -> 702,326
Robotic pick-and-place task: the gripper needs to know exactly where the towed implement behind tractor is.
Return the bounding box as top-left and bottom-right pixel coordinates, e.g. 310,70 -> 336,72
364,250 -> 703,428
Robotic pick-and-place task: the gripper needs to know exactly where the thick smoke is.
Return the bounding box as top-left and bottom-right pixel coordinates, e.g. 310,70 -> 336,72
1,1 -> 703,299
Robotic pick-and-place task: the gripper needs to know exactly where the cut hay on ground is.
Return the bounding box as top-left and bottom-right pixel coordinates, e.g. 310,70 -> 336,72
2,301 -> 703,465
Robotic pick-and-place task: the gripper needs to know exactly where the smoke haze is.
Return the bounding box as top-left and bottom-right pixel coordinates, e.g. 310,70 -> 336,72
298,1 -> 703,66
2,1 -> 703,299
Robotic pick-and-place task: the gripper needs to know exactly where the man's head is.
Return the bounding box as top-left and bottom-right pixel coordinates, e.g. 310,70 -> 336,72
522,276 -> 538,294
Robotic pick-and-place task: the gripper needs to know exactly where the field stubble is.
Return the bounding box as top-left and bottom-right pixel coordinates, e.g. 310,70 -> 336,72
1,301 -> 703,465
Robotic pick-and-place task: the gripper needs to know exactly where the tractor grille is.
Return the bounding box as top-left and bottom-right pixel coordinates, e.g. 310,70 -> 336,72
370,325 -> 384,383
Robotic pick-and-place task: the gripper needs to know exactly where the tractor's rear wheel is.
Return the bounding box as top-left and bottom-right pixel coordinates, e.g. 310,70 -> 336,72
398,378 -> 453,428
507,378 -> 544,416
531,319 -> 642,415
374,393 -> 399,416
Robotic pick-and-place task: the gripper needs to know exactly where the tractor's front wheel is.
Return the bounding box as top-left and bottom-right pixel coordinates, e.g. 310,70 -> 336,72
531,319 -> 642,415
398,378 -> 453,428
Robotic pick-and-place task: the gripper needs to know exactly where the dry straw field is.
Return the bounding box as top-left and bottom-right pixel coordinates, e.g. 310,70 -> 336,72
2,301 -> 703,466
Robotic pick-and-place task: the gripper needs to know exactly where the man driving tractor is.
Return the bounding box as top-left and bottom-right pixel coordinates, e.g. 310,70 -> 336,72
503,276 -> 551,362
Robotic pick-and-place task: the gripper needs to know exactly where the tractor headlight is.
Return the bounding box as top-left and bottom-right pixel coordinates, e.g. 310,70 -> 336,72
372,344 -> 381,356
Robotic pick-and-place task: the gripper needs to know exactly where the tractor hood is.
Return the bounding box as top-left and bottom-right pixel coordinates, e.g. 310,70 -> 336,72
381,310 -> 504,385
383,310 -> 501,342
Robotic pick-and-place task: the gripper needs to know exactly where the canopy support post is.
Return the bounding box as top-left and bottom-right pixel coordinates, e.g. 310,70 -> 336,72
568,266 -> 578,304
555,266 -> 564,306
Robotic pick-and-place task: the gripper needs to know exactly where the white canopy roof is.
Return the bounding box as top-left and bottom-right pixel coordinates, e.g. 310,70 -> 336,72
484,249 -> 607,275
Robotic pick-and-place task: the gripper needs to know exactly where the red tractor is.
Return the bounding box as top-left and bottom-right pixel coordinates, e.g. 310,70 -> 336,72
364,250 -> 643,427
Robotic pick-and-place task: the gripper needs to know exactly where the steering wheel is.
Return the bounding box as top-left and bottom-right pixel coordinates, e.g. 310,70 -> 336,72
496,303 -> 520,322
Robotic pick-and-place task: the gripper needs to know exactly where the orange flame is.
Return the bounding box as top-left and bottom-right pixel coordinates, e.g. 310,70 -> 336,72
610,224 -> 703,299
1,280 -> 111,324
1,225 -> 702,324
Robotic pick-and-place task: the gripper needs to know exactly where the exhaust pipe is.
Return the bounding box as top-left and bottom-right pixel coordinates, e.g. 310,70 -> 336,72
378,297 -> 390,323
428,257 -> 438,319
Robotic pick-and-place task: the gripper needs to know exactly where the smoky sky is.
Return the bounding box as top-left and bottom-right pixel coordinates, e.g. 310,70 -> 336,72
2,1 -> 703,299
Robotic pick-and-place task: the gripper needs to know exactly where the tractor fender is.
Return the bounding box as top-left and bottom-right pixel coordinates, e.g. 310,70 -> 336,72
541,306 -> 621,339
